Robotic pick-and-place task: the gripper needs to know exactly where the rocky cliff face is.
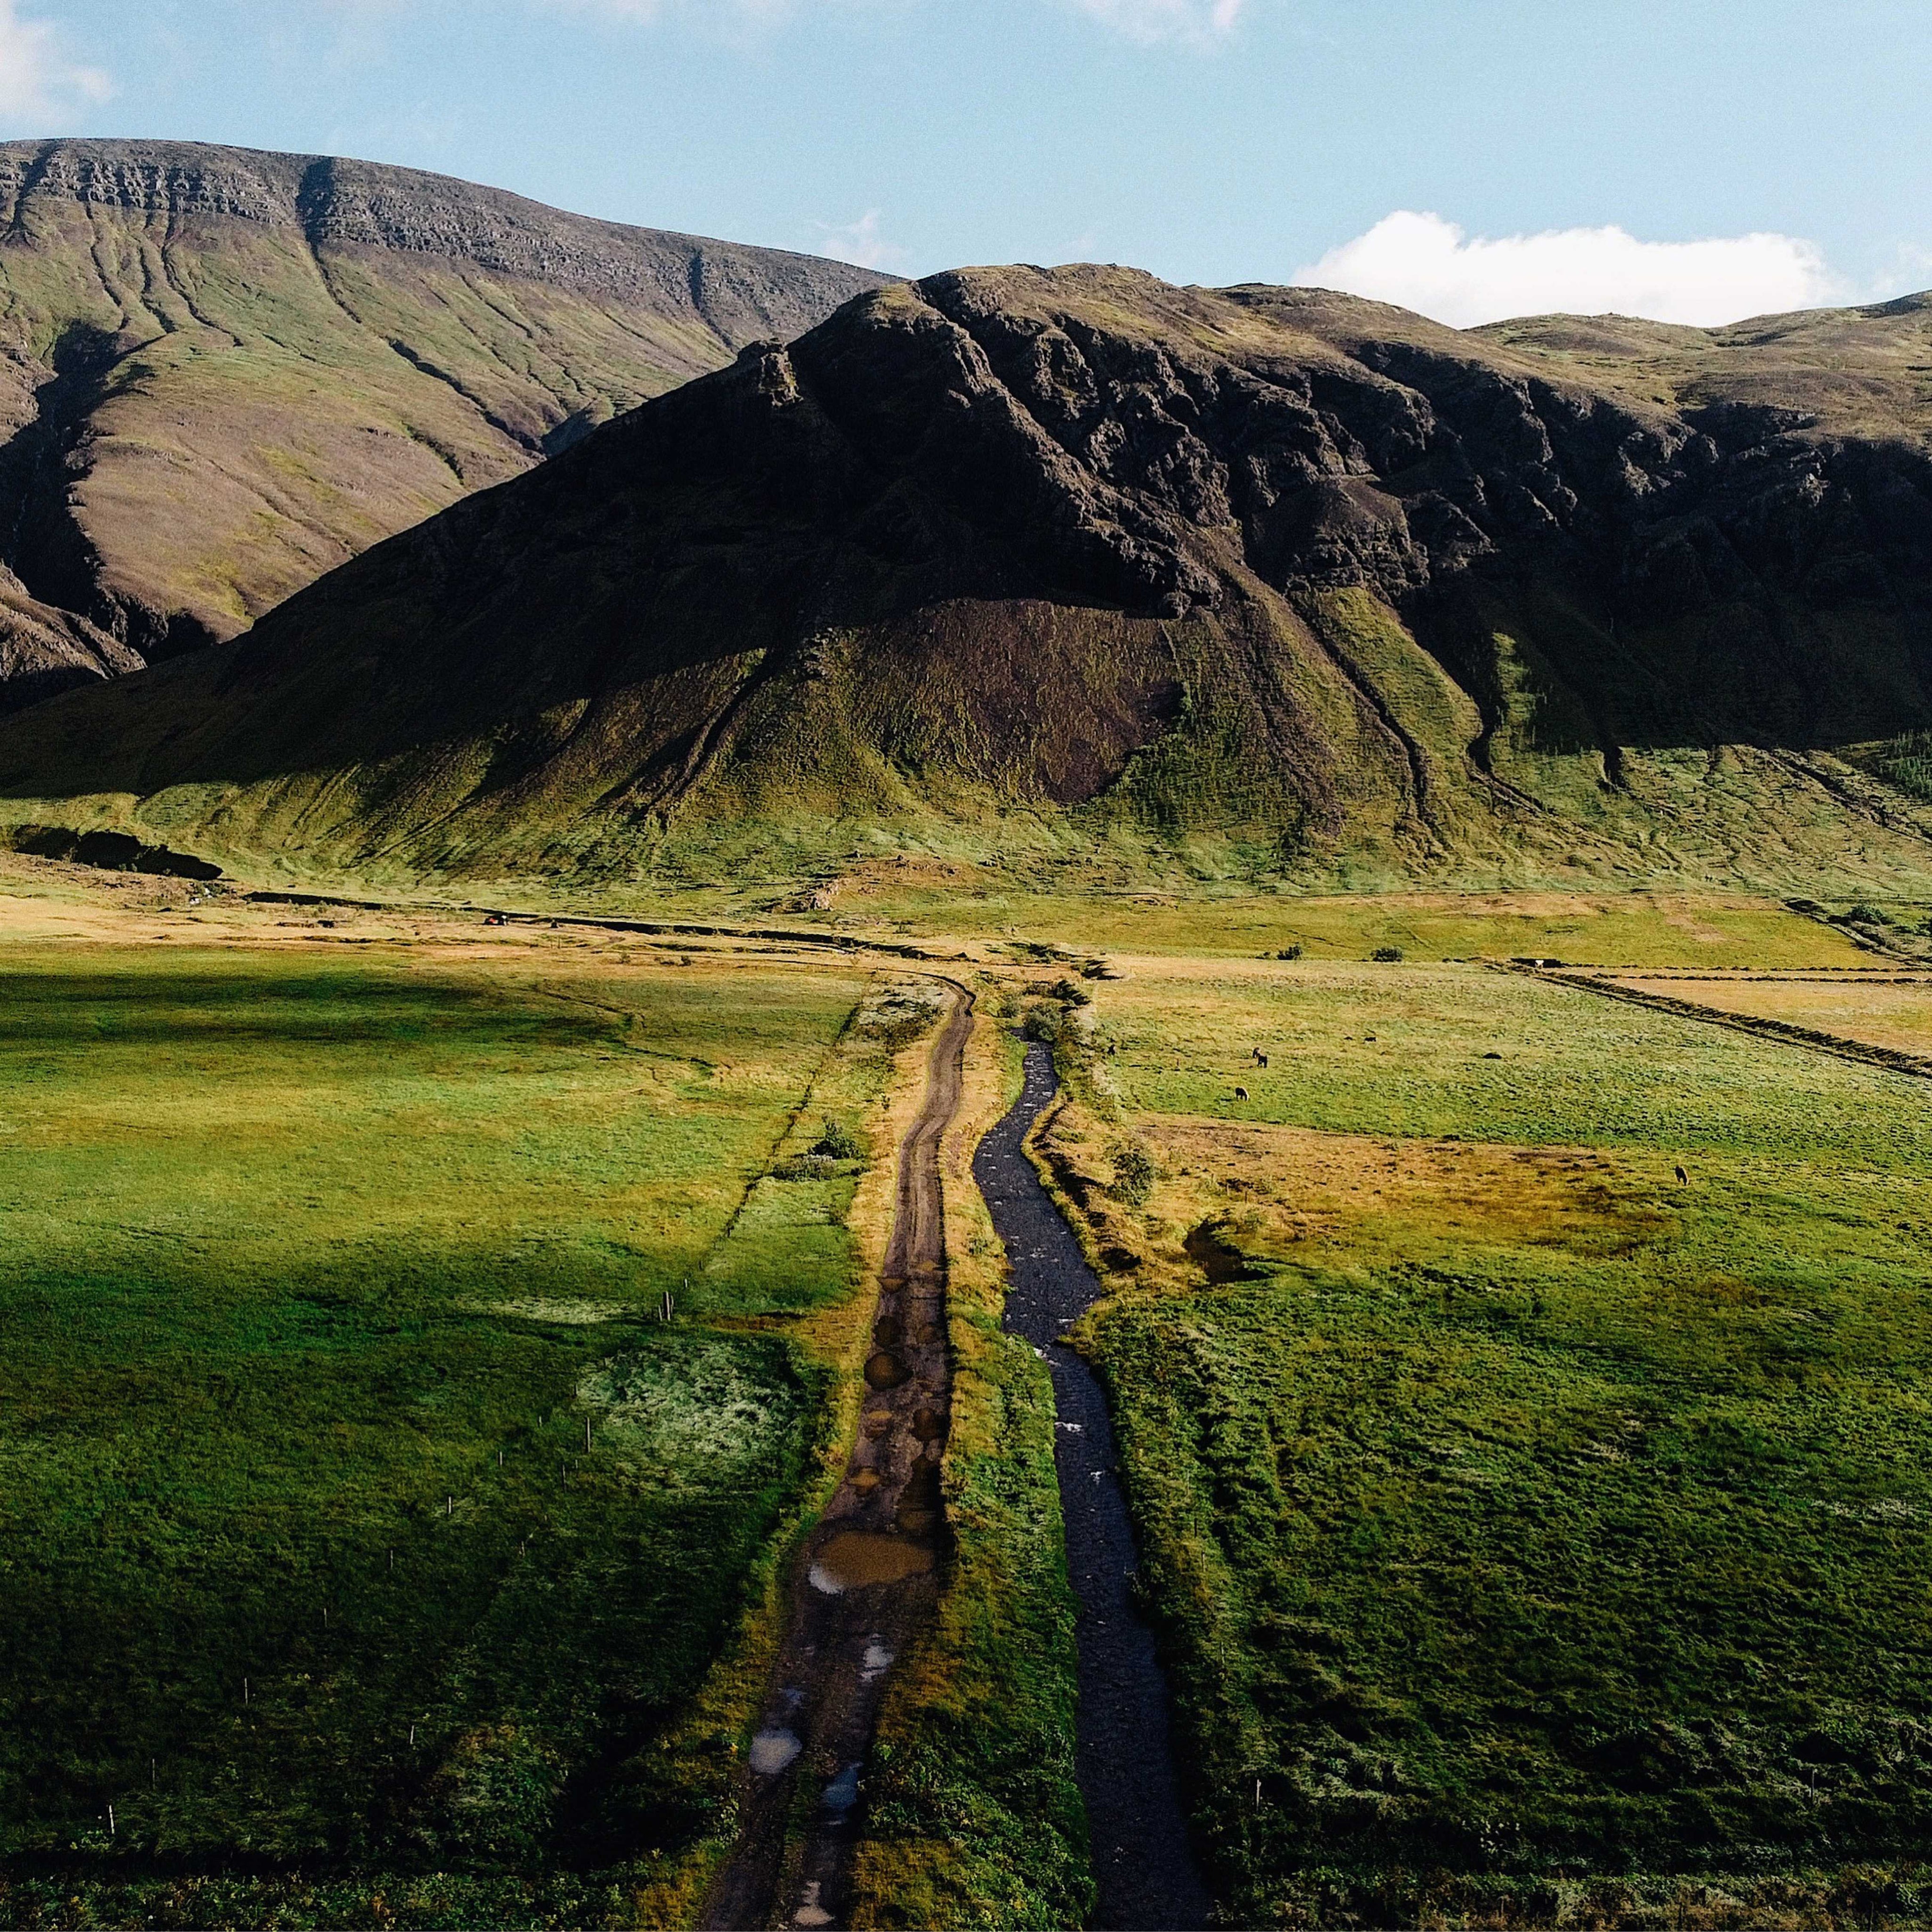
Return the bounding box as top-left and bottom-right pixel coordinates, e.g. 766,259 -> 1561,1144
0,139 -> 885,707
4,264 -> 1931,892
0,141 -> 871,333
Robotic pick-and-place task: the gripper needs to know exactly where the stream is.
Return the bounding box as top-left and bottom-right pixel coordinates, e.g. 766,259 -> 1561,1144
974,1040 -> 1212,1932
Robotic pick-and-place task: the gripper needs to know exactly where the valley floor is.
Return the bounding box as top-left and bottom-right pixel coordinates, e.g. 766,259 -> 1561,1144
5,859 -> 1932,1928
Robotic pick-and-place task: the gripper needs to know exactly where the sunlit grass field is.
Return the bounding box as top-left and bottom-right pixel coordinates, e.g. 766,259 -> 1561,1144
1065,960 -> 1932,1924
805,884 -> 1880,969
0,939 -> 875,1921
11,865 -> 1932,1932
1600,969 -> 1932,1059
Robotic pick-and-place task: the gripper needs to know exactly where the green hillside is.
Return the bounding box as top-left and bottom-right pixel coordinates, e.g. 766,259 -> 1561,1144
0,140 -> 883,702
1,264 -> 1930,901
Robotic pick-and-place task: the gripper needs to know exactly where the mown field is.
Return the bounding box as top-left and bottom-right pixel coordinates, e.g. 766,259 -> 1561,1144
1052,957 -> 1932,1925
1599,971 -> 1932,1059
0,928 -> 888,1926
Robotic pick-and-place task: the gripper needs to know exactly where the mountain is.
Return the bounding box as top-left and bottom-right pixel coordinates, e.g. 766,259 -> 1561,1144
3,263 -> 1932,896
0,139 -> 885,706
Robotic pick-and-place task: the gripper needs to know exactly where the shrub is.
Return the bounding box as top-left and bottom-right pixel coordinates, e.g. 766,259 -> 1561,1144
1023,1005 -> 1063,1044
1049,977 -> 1093,1007
1372,945 -> 1404,963
812,1118 -> 863,1161
771,1153 -> 839,1182
1110,1138 -> 1156,1206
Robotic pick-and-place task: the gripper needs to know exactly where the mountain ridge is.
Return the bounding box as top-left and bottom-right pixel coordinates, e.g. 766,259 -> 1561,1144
0,137 -> 886,704
4,261 -> 1931,898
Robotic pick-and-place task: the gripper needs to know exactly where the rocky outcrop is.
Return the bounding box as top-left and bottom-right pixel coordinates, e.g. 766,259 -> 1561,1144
0,141 -> 875,339
0,564 -> 139,706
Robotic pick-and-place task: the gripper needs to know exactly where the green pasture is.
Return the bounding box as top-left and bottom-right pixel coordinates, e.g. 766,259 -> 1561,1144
805,887 -> 1873,969
1084,964 -> 1932,1923
1104,961 -> 1932,1166
0,943 -> 869,1914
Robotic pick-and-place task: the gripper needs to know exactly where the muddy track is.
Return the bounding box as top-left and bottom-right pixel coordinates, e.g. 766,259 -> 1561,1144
701,982 -> 973,1932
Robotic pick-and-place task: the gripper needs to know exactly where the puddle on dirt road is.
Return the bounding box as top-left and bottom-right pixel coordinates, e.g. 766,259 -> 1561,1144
974,1038 -> 1212,1932
749,1728 -> 802,1776
808,1531 -> 934,1595
700,986 -> 973,1932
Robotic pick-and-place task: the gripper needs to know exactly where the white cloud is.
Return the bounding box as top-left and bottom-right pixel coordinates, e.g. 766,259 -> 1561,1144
547,0 -> 1248,42
1065,0 -> 1245,43
0,0 -> 110,124
813,208 -> 910,273
1294,210 -> 1844,330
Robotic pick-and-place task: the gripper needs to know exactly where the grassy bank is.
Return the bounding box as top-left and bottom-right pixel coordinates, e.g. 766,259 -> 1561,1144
1052,959 -> 1932,1926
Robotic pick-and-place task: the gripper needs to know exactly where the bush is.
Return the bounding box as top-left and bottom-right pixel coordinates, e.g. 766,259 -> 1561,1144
812,1118 -> 863,1161
1110,1138 -> 1156,1206
1372,946 -> 1405,963
1049,977 -> 1093,1007
771,1153 -> 839,1182
1023,1005 -> 1063,1044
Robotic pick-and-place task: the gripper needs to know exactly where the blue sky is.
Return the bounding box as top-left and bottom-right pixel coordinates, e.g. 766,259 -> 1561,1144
3,0 -> 1929,326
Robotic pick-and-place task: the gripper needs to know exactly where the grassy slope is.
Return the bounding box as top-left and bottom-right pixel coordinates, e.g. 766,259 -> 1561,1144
0,194 -> 807,645
0,270 -> 1928,901
0,931 -> 894,1925
1037,936 -> 1932,1924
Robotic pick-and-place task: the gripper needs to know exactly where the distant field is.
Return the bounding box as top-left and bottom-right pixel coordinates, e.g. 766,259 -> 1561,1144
802,884 -> 1879,970
0,935 -> 878,1920
1598,970 -> 1932,1059
1059,961 -> 1932,1923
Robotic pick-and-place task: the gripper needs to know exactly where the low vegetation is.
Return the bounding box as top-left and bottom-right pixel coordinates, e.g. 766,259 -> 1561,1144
1045,959 -> 1932,1923
13,861 -> 1932,1931
0,928 -> 884,1925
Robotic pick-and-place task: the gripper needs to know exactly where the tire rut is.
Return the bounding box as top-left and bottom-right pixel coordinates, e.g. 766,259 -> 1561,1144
701,982 -> 973,1932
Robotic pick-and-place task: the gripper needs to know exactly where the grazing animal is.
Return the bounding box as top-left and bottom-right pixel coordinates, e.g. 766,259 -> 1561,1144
1674,1165 -> 1688,1185
1253,1048 -> 1269,1067
1234,1085 -> 1250,1100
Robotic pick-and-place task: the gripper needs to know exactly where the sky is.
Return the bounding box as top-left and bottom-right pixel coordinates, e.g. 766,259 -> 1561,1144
1,0 -> 1929,328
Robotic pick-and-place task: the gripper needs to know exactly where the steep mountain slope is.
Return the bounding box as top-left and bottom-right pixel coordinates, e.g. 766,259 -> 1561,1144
4,264 -> 1932,895
0,139 -> 884,702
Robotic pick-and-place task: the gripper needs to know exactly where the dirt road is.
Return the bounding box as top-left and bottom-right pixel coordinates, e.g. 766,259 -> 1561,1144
702,983 -> 974,1932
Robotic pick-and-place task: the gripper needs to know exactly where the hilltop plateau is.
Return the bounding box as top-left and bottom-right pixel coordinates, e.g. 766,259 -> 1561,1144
0,139 -> 884,704
3,262 -> 1932,896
